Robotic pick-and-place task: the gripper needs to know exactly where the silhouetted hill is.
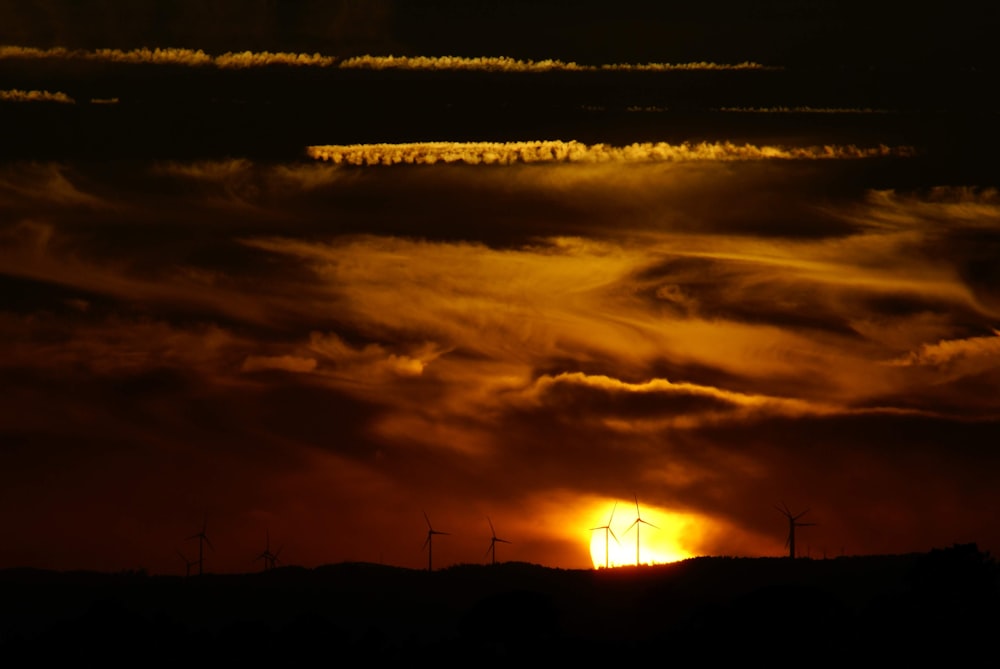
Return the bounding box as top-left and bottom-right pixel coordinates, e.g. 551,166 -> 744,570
2,545 -> 997,662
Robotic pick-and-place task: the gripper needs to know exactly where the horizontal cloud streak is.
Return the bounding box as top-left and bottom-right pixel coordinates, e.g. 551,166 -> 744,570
0,45 -> 772,71
891,331 -> 1000,368
718,106 -> 893,114
307,141 -> 914,166
338,55 -> 775,72
0,45 -> 334,68
0,88 -> 74,103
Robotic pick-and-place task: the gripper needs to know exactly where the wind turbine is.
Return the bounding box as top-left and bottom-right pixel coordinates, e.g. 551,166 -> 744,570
422,512 -> 449,572
187,516 -> 213,576
776,502 -> 816,559
176,550 -> 197,578
623,494 -> 658,566
255,529 -> 282,571
485,516 -> 511,566
590,501 -> 619,569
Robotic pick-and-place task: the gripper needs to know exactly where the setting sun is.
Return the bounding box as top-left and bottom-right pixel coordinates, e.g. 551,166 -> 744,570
588,500 -> 699,568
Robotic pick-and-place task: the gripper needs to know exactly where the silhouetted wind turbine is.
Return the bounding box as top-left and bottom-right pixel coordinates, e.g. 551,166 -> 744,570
776,503 -> 816,559
485,516 -> 511,566
590,501 -> 619,569
624,494 -> 658,566
176,550 -> 197,578
187,516 -> 213,576
422,512 -> 449,572
255,529 -> 282,571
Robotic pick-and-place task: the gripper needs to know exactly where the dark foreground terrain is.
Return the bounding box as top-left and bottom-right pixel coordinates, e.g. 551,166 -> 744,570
1,543 -> 996,662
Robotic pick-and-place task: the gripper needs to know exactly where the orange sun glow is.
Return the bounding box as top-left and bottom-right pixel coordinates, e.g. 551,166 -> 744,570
588,501 -> 699,568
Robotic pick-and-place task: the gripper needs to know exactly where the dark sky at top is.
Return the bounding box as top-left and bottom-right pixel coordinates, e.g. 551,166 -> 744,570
1,0 -> 996,68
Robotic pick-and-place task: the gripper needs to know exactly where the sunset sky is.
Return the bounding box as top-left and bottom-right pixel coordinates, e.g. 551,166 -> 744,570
1,1 -> 998,575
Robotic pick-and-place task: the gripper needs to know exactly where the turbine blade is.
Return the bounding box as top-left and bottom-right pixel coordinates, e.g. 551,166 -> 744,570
488,516 -> 496,537
608,501 -> 617,525
423,511 -> 432,530
608,529 -> 619,544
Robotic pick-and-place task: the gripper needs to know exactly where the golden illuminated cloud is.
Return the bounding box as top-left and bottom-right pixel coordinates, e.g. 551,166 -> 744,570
0,88 -> 75,103
892,330 -> 1000,368
337,55 -> 775,72
307,141 -> 914,166
0,45 -> 334,68
0,45 -> 773,71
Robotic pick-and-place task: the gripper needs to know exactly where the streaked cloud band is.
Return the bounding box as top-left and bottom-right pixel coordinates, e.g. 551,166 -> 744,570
307,141 -> 915,166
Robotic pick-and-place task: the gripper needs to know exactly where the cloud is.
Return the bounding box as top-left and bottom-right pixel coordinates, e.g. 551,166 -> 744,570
306,141 -> 915,166
338,55 -> 776,72
0,45 -> 334,68
0,88 -> 74,103
718,106 -> 892,114
518,371 -> 848,425
0,45 -> 773,71
242,355 -> 318,374
306,331 -> 441,378
892,330 -> 1000,368
0,312 -> 242,378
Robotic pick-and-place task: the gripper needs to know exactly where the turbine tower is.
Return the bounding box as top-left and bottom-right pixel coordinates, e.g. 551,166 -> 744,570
589,501 -> 619,569
187,516 -> 213,576
624,494 -> 658,566
255,529 -> 282,571
176,550 -> 197,578
776,503 -> 816,559
485,516 -> 511,566
422,512 -> 449,572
